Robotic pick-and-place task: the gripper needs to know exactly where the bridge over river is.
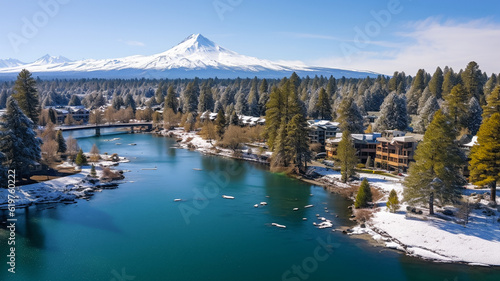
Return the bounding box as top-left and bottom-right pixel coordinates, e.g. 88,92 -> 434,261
56,122 -> 153,136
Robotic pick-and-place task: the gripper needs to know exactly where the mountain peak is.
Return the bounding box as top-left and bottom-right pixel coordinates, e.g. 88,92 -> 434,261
168,34 -> 223,55
33,54 -> 72,65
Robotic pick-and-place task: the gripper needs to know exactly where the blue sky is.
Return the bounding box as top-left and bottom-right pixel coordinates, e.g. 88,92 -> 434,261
1,0 -> 500,75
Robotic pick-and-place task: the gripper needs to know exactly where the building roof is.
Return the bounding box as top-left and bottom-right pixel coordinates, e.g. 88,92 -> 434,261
327,133 -> 382,144
463,136 -> 478,147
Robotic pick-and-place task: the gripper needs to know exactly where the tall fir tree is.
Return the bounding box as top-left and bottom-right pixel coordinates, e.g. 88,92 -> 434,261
461,61 -> 483,101
182,80 -> 199,113
403,110 -> 465,214
197,84 -> 214,113
336,131 -> 358,183
441,69 -> 456,98
336,97 -> 364,133
414,96 -> 439,133
482,85 -> 500,119
373,92 -> 408,131
315,88 -> 332,120
165,85 -> 178,114
0,97 -> 42,179
12,69 -> 40,124
469,113 -> 500,203
285,113 -> 311,171
355,178 -> 372,208
428,67 -> 444,99
444,84 -> 469,130
56,130 -> 67,154
406,69 -> 426,114
467,97 -> 482,135
264,86 -> 284,150
214,108 -> 226,139
247,84 -> 260,117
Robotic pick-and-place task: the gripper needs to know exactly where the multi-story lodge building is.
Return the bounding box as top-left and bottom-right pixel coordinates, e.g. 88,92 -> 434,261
374,130 -> 417,172
46,106 -> 90,124
308,120 -> 340,146
325,133 -> 381,164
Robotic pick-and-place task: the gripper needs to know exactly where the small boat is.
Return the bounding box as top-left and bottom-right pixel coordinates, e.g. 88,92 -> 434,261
302,218 -> 307,221
141,167 -> 157,170
260,202 -> 267,206
293,208 -> 299,211
174,199 -> 182,202
222,195 -> 234,199
254,204 -> 258,208
115,143 -> 122,145
128,143 -> 137,146
271,223 -> 286,228
192,168 -> 202,171
304,205 -> 313,208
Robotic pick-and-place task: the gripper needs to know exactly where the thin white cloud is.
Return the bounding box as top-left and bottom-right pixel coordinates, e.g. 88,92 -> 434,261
311,18 -> 500,75
126,40 -> 146,47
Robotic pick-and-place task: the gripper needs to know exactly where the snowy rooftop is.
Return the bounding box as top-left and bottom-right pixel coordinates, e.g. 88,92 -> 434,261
463,136 -> 478,147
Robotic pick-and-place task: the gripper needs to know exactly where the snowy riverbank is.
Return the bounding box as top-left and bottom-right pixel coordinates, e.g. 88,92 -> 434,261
159,128 -> 271,164
0,155 -> 129,209
311,166 -> 500,266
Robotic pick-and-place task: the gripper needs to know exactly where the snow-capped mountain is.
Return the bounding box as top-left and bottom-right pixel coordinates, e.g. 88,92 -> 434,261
0,58 -> 25,68
31,54 -> 72,65
0,34 -> 379,79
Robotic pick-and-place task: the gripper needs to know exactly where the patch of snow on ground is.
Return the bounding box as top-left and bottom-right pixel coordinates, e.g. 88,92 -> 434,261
312,164 -> 500,266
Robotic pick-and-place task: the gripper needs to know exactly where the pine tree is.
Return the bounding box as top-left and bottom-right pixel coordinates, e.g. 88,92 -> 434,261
264,86 -> 284,149
123,93 -> 137,113
467,97 -> 482,135
235,92 -> 249,116
56,130 -> 67,153
68,94 -> 81,106
0,97 -> 42,179
336,97 -> 364,133
428,67 -> 444,99
197,85 -> 214,113
336,131 -> 358,183
271,119 -> 289,168
285,114 -> 311,171
0,90 -> 8,109
461,61 -> 482,101
482,85 -> 500,119
90,164 -> 97,178
12,69 -> 40,124
326,76 -> 337,100
403,110 -> 465,214
165,85 -> 178,114
182,81 -> 199,113
155,82 -> 166,105
444,84 -> 468,130
111,94 -> 124,110
75,149 -> 87,166
373,92 -> 408,131
414,96 -> 439,133
406,69 -> 426,114
48,108 -> 57,124
355,178 -> 372,208
387,189 -> 400,213
315,88 -> 332,120
247,84 -> 260,117
441,69 -> 456,98
229,110 -> 239,126
469,112 -> 500,204
214,108 -> 226,139
483,75 -> 497,98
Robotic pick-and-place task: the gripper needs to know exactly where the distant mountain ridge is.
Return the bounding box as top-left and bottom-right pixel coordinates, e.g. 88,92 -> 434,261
0,34 -> 380,79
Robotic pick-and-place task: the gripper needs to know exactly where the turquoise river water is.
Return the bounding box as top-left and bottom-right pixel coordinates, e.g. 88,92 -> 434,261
0,130 -> 499,281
